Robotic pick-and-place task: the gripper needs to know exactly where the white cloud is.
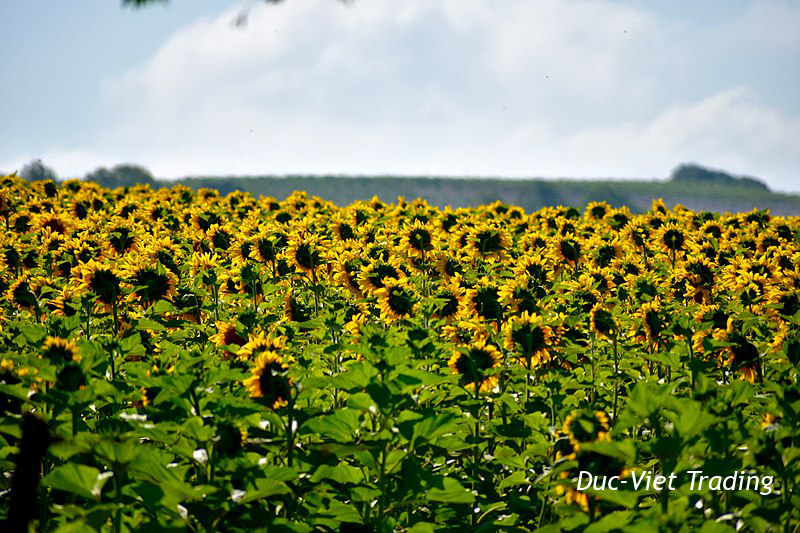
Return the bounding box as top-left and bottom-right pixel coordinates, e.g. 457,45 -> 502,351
6,0 -> 799,191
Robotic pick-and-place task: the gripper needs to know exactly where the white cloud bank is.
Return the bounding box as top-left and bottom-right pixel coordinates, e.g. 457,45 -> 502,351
7,0 -> 800,190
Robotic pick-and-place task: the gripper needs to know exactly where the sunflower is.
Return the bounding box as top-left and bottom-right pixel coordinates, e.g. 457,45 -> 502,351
589,304 -> 616,339
42,336 -> 81,364
243,350 -> 292,409
591,237 -> 622,268
502,311 -> 556,367
6,275 -> 38,311
230,238 -> 255,266
123,261 -> 178,306
331,212 -> 358,243
106,224 -> 140,256
435,252 -> 465,281
210,321 -> 246,348
400,219 -> 437,259
562,411 -> 611,452
47,287 -> 80,318
498,279 -> 542,315
655,222 -> 690,262
237,332 -> 287,363
716,328 -> 761,383
551,233 -> 582,270
332,249 -> 364,296
73,259 -> 122,307
466,281 -> 503,327
374,278 -> 418,322
466,223 -> 510,262
286,232 -> 328,276
34,211 -> 70,236
207,224 -> 234,252
447,338 -> 503,394
190,252 -> 221,286
191,209 -> 223,234
636,299 -> 666,347
56,363 -> 87,392
442,320 -> 488,346
584,201 -> 611,221
511,254 -> 551,288
621,221 -> 650,251
344,311 -> 370,337
430,282 -> 466,321
358,256 -> 406,295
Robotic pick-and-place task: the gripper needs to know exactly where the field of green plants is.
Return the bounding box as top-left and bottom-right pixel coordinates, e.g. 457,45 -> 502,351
0,175 -> 798,531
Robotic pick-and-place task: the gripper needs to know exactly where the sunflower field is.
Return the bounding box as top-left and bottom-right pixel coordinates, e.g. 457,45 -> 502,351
0,175 -> 798,532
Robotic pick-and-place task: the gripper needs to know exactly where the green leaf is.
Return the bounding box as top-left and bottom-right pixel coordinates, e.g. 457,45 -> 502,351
399,412 -> 459,447
43,464 -> 111,501
310,464 -> 364,484
239,478 -> 292,504
426,477 -> 475,503
584,510 -> 631,532
300,409 -> 361,442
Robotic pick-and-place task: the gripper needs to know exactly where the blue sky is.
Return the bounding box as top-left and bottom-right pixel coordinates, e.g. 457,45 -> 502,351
2,0 -> 798,191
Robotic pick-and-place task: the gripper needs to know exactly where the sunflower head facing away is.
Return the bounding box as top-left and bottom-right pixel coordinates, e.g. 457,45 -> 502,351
42,336 -> 81,365
502,311 -> 554,365
374,279 -> 418,322
448,338 -> 503,394
243,351 -> 292,409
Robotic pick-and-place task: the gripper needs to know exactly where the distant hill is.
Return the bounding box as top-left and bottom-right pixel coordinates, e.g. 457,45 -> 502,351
166,173 -> 798,216
670,163 -> 769,191
8,161 -> 798,215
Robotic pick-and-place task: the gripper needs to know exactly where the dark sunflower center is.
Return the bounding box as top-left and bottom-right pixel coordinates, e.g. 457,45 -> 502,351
44,344 -> 75,364
569,417 -> 602,443
442,214 -> 458,232
338,223 -> 355,240
3,249 -> 21,269
89,269 -> 121,304
559,239 -> 580,262
597,245 -> 617,267
43,218 -> 67,234
729,334 -> 758,367
435,292 -> 459,318
212,229 -> 232,250
196,211 -> 221,231
476,231 -> 503,254
387,287 -> 415,316
257,362 -> 291,406
109,227 -> 135,254
134,270 -> 171,303
592,309 -> 615,336
74,202 -> 89,219
644,310 -> 664,338
409,228 -> 433,251
473,287 -> 502,321
590,205 -> 607,219
12,282 -> 37,308
662,229 -> 685,251
455,348 -> 495,383
688,262 -> 714,287
512,324 -> 547,355
368,264 -> 399,289
294,243 -> 320,270
257,238 -> 277,262
779,294 -> 800,317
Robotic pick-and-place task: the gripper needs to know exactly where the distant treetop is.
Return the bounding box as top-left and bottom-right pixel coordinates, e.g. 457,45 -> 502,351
670,163 -> 769,191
